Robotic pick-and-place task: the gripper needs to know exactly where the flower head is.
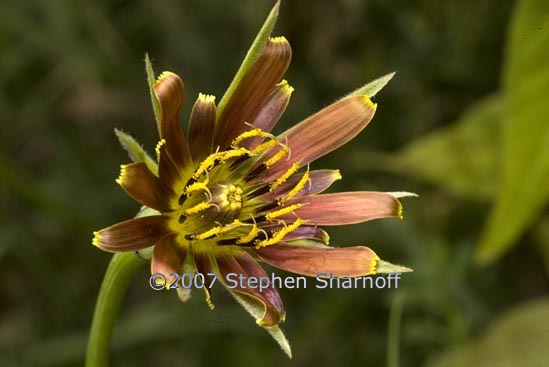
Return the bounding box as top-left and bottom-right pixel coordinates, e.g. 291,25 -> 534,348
92,1 -> 412,357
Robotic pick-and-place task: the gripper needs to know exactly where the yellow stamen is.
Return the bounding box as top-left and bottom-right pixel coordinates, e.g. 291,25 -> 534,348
270,162 -> 300,190
193,152 -> 220,179
265,204 -> 303,221
219,147 -> 251,162
251,139 -> 279,154
194,219 -> 243,240
237,224 -> 260,244
255,218 -> 305,248
184,181 -> 210,195
231,128 -> 275,147
204,289 -> 215,310
264,146 -> 289,168
282,170 -> 310,203
185,202 -> 211,215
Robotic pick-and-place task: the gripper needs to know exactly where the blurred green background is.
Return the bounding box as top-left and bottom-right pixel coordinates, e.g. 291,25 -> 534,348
1,0 -> 548,366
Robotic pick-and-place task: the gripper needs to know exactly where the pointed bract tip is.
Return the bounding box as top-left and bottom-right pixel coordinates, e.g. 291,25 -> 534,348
375,260 -> 413,274
387,191 -> 419,199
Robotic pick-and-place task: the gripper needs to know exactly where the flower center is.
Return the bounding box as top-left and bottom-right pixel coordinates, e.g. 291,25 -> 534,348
171,127 -> 307,248
207,182 -> 243,224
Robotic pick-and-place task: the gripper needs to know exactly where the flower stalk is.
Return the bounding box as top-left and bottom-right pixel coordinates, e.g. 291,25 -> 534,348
86,252 -> 145,367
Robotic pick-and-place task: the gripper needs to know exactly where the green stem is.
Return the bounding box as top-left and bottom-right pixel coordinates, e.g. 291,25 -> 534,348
387,292 -> 405,367
86,252 -> 145,367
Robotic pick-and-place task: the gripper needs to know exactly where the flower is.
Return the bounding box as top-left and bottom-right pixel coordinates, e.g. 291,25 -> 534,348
92,1 -> 412,357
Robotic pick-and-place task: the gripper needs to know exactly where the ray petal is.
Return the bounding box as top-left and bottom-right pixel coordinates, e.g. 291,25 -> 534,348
216,251 -> 285,327
151,233 -> 184,279
188,94 -> 216,162
92,216 -> 171,252
116,162 -> 177,212
214,37 -> 292,150
286,192 -> 402,225
154,72 -> 194,176
255,243 -> 379,277
254,95 -> 376,181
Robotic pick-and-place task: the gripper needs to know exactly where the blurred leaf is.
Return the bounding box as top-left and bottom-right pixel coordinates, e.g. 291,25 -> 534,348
476,0 -> 549,264
353,95 -> 501,200
533,215 -> 549,274
427,298 -> 549,367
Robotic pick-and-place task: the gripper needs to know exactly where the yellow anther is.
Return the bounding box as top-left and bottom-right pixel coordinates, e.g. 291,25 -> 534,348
232,128 -> 275,147
264,146 -> 289,168
281,170 -> 310,203
184,181 -> 209,194
265,204 -> 303,221
219,147 -> 251,162
185,202 -> 211,215
193,152 -> 220,179
270,162 -> 300,191
237,224 -> 260,244
194,219 -> 243,240
204,289 -> 215,310
255,218 -> 305,248
251,139 -> 279,154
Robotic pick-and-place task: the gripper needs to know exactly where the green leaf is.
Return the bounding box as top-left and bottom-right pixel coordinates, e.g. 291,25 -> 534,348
475,0 -> 549,264
427,298 -> 549,367
354,95 -> 501,200
145,53 -> 163,136
344,72 -> 396,98
216,1 -> 280,118
114,129 -> 158,175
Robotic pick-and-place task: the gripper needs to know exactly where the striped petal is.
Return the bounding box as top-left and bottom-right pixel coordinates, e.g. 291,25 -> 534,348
258,169 -> 342,202
214,37 -> 292,150
216,251 -> 285,327
288,192 -> 402,225
255,243 -> 379,277
116,162 -> 177,212
188,93 -> 216,162
156,140 -> 183,192
255,95 -> 376,181
151,233 -> 184,278
243,80 -> 294,149
92,215 -> 171,252
154,72 -> 193,176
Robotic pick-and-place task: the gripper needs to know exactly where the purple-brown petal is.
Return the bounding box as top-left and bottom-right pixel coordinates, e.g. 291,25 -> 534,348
116,162 -> 177,212
92,215 -> 171,252
286,192 -> 402,225
216,251 -> 285,327
266,224 -> 330,244
157,141 -> 183,192
243,80 -> 294,149
188,94 -> 216,162
214,37 -> 292,150
154,72 -> 193,176
194,252 -> 216,309
255,243 -> 379,277
257,169 -> 342,201
254,95 -> 376,182
151,233 -> 183,278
